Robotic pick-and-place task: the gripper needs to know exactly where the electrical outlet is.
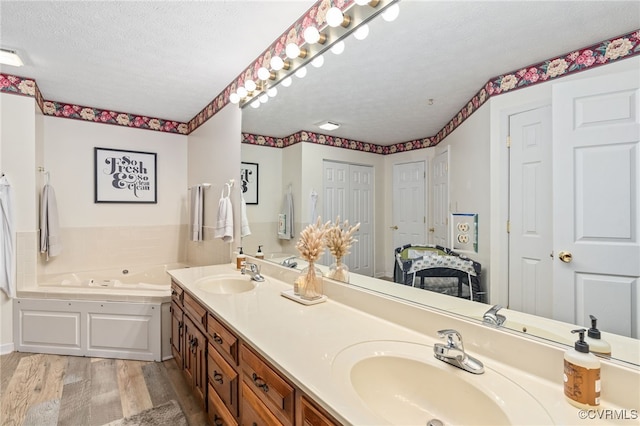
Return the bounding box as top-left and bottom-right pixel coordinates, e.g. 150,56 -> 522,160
457,222 -> 470,232
457,234 -> 469,244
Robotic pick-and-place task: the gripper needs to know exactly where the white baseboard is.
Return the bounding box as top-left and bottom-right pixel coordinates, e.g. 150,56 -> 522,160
0,342 -> 15,355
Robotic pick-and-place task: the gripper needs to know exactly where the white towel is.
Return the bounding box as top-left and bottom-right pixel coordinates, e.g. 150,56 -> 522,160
241,194 -> 251,238
278,190 -> 294,240
214,186 -> 234,243
189,185 -> 204,241
40,183 -> 62,260
0,175 -> 15,298
309,189 -> 318,224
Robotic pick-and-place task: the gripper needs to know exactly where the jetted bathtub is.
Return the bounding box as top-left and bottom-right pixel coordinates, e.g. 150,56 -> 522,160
14,263 -> 188,361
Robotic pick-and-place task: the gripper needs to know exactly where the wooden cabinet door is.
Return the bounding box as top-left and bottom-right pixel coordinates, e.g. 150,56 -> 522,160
184,315 -> 207,407
170,301 -> 184,369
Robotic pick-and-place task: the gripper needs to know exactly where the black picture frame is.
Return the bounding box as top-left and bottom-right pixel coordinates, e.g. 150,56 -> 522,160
94,147 -> 157,203
241,162 -> 259,204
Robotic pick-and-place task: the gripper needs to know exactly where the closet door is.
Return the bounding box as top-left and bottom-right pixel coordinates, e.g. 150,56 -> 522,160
323,161 -> 374,277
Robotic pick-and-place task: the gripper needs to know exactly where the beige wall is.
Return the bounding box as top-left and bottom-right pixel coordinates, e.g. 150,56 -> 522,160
0,93 -> 39,353
186,104 -> 243,266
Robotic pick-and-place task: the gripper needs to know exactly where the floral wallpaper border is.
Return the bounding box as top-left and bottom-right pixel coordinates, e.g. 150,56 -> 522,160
243,29 -> 640,155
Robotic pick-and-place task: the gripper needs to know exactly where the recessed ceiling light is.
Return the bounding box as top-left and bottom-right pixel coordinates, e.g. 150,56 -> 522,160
0,48 -> 24,67
317,121 -> 340,131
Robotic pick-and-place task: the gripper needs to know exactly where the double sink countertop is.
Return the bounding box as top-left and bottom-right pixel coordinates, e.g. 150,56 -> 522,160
168,262 -> 638,425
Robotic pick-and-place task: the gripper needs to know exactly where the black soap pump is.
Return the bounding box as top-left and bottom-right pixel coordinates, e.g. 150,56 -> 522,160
564,329 -> 601,409
256,245 -> 264,260
585,315 -> 611,356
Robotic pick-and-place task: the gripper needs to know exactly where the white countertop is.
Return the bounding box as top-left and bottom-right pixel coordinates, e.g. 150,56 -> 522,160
168,263 -> 638,425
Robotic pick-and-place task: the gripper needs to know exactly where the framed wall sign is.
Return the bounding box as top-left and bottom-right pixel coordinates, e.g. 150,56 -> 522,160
241,162 -> 259,205
94,147 -> 157,203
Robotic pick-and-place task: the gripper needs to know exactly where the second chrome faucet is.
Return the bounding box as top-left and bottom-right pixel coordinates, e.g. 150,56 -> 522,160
433,329 -> 484,374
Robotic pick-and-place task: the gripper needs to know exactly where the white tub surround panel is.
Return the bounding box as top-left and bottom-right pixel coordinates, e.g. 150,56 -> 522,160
13,298 -> 163,361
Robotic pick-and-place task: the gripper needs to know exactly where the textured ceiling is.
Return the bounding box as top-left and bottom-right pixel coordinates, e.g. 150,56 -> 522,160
0,0 -> 314,121
1,1 -> 639,145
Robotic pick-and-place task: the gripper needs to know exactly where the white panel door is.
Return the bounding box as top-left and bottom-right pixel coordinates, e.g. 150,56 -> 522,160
508,106 -> 553,318
349,164 -> 374,277
392,161 -> 426,251
431,149 -> 449,247
553,70 -> 640,338
323,161 -> 374,276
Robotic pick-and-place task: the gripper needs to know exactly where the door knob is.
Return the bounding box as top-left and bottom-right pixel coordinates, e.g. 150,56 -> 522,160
558,251 -> 573,263
390,225 -> 398,230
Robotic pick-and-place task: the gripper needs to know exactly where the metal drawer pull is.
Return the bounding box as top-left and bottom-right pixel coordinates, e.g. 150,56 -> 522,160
213,414 -> 223,426
171,289 -> 178,296
213,371 -> 224,384
251,373 -> 269,393
213,333 -> 224,345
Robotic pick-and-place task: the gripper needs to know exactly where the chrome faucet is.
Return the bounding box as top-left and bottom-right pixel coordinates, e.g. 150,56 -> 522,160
433,329 -> 484,374
241,262 -> 265,282
483,304 -> 506,327
281,256 -> 298,268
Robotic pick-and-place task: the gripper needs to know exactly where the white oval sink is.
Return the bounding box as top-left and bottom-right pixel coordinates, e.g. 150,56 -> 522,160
194,274 -> 257,294
332,341 -> 552,425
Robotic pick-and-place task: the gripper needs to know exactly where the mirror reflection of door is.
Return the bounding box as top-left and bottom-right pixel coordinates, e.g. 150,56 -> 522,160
508,105 -> 553,319
323,160 -> 374,277
392,162 -> 426,252
431,150 -> 450,247
552,70 -> 639,338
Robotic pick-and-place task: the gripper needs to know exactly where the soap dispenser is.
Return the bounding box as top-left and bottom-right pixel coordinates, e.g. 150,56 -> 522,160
256,245 -> 264,260
564,329 -> 601,409
585,315 -> 611,357
236,247 -> 246,270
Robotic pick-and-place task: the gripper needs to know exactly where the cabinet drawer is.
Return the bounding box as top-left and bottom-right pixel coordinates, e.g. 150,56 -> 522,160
240,345 -> 294,425
298,395 -> 338,426
183,291 -> 207,328
240,381 -> 284,426
208,342 -> 239,418
209,383 -> 238,426
208,314 -> 239,365
170,280 -> 183,303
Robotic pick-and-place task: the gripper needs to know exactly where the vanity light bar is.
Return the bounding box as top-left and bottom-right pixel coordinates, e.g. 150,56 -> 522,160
235,0 -> 400,108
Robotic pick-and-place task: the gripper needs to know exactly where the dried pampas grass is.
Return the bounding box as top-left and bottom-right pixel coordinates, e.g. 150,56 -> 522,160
325,216 -> 360,262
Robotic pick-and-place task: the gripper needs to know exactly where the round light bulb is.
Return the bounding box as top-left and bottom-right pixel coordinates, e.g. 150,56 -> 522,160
382,3 -> 399,21
285,43 -> 301,59
330,40 -> 345,55
304,26 -> 321,44
354,24 -> 369,40
267,87 -> 278,97
250,100 -> 260,108
311,55 -> 324,68
281,76 -> 292,87
236,87 -> 248,98
326,7 -> 344,27
355,0 -> 369,5
229,93 -> 240,104
257,67 -> 271,81
270,56 -> 284,71
245,80 -> 256,92
295,67 -> 307,79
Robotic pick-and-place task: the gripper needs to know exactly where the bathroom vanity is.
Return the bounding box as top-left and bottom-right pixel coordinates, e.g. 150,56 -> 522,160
168,260 -> 639,425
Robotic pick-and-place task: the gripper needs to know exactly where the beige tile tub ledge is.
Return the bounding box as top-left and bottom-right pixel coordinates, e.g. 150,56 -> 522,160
168,260 -> 640,425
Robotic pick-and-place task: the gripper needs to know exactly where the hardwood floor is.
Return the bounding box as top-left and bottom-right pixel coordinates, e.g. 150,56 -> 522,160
0,352 -> 207,426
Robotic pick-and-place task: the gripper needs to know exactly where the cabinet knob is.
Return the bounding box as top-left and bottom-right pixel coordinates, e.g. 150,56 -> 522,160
213,333 -> 223,345
213,371 -> 224,384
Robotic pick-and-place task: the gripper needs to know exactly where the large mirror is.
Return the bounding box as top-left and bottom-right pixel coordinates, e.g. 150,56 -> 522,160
240,0 -> 640,365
